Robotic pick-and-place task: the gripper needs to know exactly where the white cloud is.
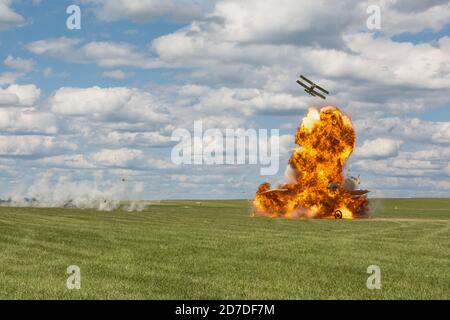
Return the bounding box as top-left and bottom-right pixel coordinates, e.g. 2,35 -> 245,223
445,163 -> 450,176
26,37 -> 81,57
341,34 -> 450,89
92,147 -> 175,170
102,69 -> 134,79
38,154 -> 95,169
352,157 -> 444,178
49,86 -> 170,124
4,55 -> 34,73
356,117 -> 450,145
93,148 -> 142,166
0,108 -> 57,134
148,0 -> 450,120
0,84 -> 41,107
350,146 -> 450,181
26,37 -> 159,68
50,86 -> 130,115
382,0 -> 450,35
166,85 -> 311,117
99,131 -> 171,146
82,0 -> 214,23
362,176 -> 450,198
0,71 -> 22,85
84,0 -> 449,38
0,135 -> 55,156
0,0 -> 25,31
354,138 -> 403,159
81,41 -> 157,68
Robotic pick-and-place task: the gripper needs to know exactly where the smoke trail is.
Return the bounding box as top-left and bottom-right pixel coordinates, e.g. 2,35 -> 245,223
1,173 -> 147,212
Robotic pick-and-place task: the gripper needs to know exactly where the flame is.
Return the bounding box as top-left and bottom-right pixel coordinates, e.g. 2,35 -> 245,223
253,106 -> 369,219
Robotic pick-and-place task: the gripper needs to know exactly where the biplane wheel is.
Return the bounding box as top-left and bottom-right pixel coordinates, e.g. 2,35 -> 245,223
334,210 -> 343,219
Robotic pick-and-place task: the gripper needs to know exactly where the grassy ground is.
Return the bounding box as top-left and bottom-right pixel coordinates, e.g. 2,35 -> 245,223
0,198 -> 449,300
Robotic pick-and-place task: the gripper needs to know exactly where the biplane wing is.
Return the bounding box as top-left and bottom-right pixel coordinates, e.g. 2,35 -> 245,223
297,75 -> 329,99
296,79 -> 311,90
309,90 -> 326,100
261,188 -> 288,194
313,84 -> 329,95
299,75 -> 314,85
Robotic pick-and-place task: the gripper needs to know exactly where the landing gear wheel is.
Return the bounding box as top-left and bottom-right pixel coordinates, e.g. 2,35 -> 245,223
334,210 -> 343,219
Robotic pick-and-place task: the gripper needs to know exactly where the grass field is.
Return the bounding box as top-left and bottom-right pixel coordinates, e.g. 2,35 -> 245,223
0,198 -> 449,300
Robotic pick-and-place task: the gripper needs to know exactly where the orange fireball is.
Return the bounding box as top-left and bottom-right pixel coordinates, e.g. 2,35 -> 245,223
253,106 -> 369,219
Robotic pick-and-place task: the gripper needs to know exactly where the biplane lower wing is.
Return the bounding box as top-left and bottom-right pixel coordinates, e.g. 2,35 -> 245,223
296,80 -> 309,89
310,90 -> 326,100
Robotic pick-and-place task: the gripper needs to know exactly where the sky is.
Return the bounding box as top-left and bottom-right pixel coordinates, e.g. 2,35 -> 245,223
0,0 -> 449,200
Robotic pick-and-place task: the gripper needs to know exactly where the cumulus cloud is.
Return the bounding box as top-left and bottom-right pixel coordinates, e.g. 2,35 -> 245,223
49,86 -> 170,123
152,29 -> 450,93
160,84 -> 312,119
354,138 -> 403,159
86,1 -> 448,43
0,108 -> 57,134
26,37 -> 81,57
92,148 -> 142,166
0,0 -> 25,31
50,86 -> 131,115
37,154 -> 95,169
0,84 -> 41,107
0,135 -> 73,156
141,2 -> 450,137
383,0 -> 450,34
102,69 -> 135,79
445,163 -> 450,176
82,0 -> 215,23
356,117 -> 450,145
352,156 -> 444,178
0,71 -> 21,85
4,55 -> 34,73
98,130 -> 171,147
26,37 -> 159,68
92,148 -> 175,170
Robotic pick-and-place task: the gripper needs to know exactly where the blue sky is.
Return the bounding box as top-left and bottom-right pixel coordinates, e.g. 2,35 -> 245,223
0,0 -> 449,201
1,0 -> 186,91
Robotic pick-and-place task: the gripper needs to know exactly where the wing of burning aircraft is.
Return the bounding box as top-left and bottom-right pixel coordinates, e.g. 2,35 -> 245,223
261,188 -> 288,194
349,190 -> 370,196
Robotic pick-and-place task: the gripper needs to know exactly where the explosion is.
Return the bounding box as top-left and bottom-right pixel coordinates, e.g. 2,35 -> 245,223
253,106 -> 369,219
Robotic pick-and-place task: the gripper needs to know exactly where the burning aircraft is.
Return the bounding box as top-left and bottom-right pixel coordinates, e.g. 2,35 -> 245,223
253,106 -> 369,219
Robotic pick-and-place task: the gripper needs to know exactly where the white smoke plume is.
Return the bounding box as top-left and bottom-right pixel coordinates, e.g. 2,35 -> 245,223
1,172 -> 147,212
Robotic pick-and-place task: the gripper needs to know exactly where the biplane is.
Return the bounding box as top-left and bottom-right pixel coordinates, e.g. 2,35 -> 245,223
296,75 -> 329,99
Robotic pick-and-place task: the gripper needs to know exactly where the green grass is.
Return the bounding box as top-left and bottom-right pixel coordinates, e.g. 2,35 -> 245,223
0,198 -> 449,299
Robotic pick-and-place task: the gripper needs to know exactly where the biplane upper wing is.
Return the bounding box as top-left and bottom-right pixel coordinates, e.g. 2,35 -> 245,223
299,75 -> 314,85
314,84 -> 329,95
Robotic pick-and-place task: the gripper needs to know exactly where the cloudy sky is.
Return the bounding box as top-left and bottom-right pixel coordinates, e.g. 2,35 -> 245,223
0,0 -> 449,199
